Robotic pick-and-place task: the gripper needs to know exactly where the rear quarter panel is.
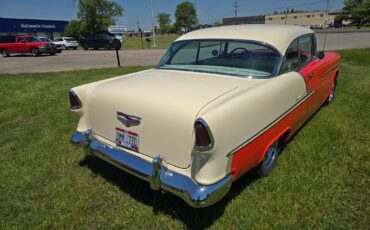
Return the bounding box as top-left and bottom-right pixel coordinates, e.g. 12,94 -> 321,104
193,72 -> 307,184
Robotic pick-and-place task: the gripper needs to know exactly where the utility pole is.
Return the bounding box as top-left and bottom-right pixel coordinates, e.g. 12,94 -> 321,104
137,18 -> 144,49
285,8 -> 289,24
233,0 -> 239,25
150,0 -> 156,47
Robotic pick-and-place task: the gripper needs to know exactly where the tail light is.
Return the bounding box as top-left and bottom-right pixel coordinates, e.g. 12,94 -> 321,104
69,89 -> 82,109
194,118 -> 214,151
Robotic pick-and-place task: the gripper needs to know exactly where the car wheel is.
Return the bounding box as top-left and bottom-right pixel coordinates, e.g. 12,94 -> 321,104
31,48 -> 40,57
1,48 -> 9,57
63,45 -> 68,50
326,78 -> 337,104
73,47 -> 77,50
50,52 -> 56,56
256,139 -> 281,177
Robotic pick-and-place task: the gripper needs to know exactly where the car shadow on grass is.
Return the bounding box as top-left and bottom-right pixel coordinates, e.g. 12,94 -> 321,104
79,156 -> 258,229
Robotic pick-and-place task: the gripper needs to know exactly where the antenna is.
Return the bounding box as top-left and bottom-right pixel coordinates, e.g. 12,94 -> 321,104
233,0 -> 240,25
322,0 -> 330,52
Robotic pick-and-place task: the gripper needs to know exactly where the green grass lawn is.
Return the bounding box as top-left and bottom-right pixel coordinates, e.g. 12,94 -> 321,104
0,49 -> 369,229
122,34 -> 178,49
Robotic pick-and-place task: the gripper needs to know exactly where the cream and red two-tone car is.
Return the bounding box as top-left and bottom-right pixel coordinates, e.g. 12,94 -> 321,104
70,25 -> 340,207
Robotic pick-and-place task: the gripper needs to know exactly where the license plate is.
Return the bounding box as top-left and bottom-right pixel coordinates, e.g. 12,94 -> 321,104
115,128 -> 139,152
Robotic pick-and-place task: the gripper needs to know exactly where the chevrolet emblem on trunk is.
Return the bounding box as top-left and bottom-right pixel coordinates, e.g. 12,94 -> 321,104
117,112 -> 141,127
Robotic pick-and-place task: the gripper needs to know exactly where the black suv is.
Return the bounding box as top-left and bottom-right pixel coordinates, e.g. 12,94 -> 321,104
79,34 -> 120,50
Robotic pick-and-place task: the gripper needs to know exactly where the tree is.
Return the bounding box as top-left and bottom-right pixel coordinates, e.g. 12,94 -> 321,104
156,12 -> 171,34
344,0 -> 370,28
174,1 -> 198,33
75,0 -> 124,36
64,20 -> 82,39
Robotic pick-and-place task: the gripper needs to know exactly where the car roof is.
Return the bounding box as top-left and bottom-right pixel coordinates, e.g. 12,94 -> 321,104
175,24 -> 314,55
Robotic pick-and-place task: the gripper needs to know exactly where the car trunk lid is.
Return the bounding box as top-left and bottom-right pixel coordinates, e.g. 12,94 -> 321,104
86,69 -> 238,168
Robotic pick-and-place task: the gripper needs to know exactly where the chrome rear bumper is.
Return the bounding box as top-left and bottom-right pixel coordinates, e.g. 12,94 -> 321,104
71,130 -> 232,208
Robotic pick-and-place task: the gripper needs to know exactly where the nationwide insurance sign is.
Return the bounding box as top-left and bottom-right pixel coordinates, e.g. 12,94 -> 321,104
0,18 -> 68,33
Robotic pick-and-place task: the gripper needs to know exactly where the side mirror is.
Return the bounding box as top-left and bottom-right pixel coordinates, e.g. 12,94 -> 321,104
318,51 -> 325,60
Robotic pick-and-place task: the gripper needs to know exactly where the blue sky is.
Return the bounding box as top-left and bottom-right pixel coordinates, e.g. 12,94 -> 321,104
0,0 -> 344,30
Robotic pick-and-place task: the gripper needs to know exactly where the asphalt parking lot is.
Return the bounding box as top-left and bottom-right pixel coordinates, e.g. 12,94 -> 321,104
0,32 -> 369,74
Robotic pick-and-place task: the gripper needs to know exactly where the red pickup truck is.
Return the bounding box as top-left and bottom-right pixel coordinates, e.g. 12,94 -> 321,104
0,35 -> 57,57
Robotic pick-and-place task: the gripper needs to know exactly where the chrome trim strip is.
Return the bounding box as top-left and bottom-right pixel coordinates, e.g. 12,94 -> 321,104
226,89 -> 315,157
71,131 -> 232,208
194,118 -> 215,152
320,64 -> 338,78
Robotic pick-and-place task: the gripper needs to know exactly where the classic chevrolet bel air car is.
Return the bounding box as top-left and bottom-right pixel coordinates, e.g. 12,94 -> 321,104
70,25 -> 340,207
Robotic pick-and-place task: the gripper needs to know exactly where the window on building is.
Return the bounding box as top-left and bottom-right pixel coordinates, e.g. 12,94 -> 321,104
281,17 -> 285,19
307,15 -> 311,18
320,14 -> 324,17
294,16 -> 298,19
269,18 -> 272,20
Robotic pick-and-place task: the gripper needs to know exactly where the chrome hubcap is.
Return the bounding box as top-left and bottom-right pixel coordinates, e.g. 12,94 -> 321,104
263,141 -> 279,167
329,82 -> 336,102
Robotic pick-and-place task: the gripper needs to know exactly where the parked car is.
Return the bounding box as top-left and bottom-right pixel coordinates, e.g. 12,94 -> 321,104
70,25 -> 341,207
0,35 -> 57,57
53,37 -> 79,50
38,37 -> 63,53
79,34 -> 120,50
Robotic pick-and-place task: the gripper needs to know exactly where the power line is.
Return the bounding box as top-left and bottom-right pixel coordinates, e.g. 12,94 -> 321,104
233,0 -> 240,25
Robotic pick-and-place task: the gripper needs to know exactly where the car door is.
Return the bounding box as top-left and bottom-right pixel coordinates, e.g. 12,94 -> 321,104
298,35 -> 331,107
281,35 -> 323,127
16,37 -> 27,53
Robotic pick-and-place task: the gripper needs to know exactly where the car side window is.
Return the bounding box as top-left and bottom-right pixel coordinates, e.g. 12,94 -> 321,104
282,39 -> 300,73
170,42 -> 198,64
197,41 -> 224,62
18,38 -> 25,43
298,35 -> 313,66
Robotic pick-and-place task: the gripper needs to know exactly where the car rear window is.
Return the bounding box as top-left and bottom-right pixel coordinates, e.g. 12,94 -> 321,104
158,39 -> 281,78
